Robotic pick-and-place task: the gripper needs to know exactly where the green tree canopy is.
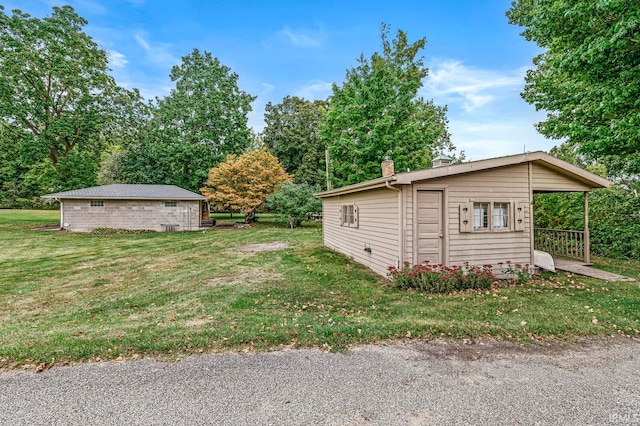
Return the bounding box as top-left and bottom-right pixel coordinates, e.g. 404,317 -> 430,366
319,24 -> 452,187
118,49 -> 256,192
263,96 -> 329,188
507,0 -> 640,177
0,6 -> 147,200
0,126 -> 27,207
266,182 -> 322,227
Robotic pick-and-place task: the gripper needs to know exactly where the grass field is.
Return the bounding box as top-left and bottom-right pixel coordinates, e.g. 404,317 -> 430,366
1,209 -> 639,368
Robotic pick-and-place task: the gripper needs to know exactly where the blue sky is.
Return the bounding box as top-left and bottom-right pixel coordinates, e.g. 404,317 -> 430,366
10,0 -> 556,160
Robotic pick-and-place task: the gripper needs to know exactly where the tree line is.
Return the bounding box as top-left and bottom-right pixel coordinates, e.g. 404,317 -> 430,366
1,2 -> 638,258
0,6 -> 451,210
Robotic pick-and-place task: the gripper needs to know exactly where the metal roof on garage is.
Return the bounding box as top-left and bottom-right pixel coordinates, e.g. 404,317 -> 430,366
41,184 -> 207,200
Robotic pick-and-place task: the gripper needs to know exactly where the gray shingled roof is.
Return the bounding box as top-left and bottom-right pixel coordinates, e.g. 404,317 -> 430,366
41,184 -> 206,200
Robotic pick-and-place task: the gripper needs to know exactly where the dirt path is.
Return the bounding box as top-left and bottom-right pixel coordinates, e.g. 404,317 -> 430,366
1,338 -> 639,425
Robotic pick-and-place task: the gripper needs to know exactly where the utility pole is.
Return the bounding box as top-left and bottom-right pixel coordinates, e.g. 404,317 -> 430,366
325,149 -> 332,190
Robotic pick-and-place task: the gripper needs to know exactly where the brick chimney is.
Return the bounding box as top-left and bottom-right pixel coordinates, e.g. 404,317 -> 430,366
381,157 -> 395,177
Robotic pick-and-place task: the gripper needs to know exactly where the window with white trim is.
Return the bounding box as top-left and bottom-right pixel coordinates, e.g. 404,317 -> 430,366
90,200 -> 104,207
471,201 -> 510,231
165,201 -> 177,207
461,201 -> 523,233
340,204 -> 359,228
473,202 -> 489,230
493,202 -> 509,229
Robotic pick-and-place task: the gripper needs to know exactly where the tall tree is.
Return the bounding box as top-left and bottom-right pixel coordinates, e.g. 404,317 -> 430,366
319,24 -> 452,187
0,6 -> 133,194
507,0 -> 640,177
119,49 -> 256,192
201,149 -> 291,222
263,96 -> 329,188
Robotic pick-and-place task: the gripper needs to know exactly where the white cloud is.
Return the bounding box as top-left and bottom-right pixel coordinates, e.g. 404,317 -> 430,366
107,50 -> 128,68
133,32 -> 177,66
294,80 -> 333,100
416,59 -> 556,159
422,59 -> 526,112
147,46 -> 177,66
449,118 -> 554,161
106,69 -> 170,101
134,33 -> 152,51
277,26 -> 325,48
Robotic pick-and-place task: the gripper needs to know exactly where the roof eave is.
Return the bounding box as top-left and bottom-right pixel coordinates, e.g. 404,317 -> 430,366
40,195 -> 206,200
312,151 -> 610,198
534,157 -> 610,189
396,151 -> 610,189
315,176 -> 398,198
395,152 -> 542,184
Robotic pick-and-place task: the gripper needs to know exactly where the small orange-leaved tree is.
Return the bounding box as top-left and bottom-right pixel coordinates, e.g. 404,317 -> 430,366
201,149 -> 292,222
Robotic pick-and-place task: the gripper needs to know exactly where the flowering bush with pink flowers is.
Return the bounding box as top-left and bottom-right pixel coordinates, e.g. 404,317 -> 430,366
387,261 -> 497,293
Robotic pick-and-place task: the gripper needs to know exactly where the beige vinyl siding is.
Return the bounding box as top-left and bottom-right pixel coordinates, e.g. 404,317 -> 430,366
531,163 -> 592,192
323,188 -> 400,276
318,152 -> 606,276
61,199 -> 201,232
405,189 -> 414,263
405,164 -> 532,267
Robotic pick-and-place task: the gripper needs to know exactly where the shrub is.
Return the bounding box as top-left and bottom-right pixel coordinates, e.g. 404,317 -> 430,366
387,261 -> 496,293
498,261 -> 532,284
266,182 -> 322,227
534,185 -> 640,261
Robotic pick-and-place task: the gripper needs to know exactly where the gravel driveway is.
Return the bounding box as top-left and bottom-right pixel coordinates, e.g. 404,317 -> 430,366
1,338 -> 639,425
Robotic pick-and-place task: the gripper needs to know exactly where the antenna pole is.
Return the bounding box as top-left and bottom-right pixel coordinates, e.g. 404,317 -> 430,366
325,149 -> 332,190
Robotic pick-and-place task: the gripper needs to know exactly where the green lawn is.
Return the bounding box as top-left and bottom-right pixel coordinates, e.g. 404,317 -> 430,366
1,209 -> 639,368
591,256 -> 640,281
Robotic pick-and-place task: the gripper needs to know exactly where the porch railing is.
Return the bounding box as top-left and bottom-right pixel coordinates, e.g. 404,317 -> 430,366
534,228 -> 585,261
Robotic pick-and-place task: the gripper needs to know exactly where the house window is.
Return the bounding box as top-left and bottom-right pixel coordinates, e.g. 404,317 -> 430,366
165,201 -> 177,207
90,200 -> 104,207
493,202 -> 509,229
473,201 -> 510,231
340,204 -> 358,228
473,202 -> 489,229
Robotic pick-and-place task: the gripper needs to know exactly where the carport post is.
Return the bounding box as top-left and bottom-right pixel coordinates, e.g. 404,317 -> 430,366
584,191 -> 590,264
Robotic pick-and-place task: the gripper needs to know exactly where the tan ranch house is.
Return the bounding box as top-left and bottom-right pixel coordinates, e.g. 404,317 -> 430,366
316,151 -> 610,276
41,184 -> 211,232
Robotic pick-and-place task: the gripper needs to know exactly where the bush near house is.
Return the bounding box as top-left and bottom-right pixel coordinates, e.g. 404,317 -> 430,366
388,261 -> 497,293
266,182 -> 321,227
388,261 -> 534,293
